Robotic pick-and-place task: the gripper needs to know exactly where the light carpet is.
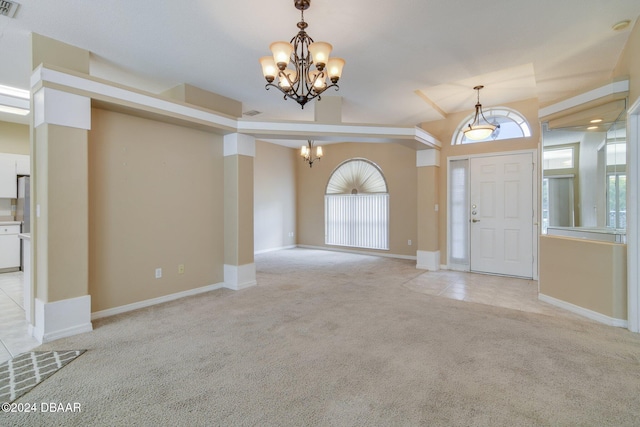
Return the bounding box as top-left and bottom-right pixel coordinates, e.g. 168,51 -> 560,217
3,248 -> 640,426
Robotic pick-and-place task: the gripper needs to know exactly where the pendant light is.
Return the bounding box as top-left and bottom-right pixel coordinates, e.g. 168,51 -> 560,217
301,140 -> 323,167
463,85 -> 499,141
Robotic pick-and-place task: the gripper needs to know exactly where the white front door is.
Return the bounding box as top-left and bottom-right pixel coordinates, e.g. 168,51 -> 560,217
470,153 -> 534,278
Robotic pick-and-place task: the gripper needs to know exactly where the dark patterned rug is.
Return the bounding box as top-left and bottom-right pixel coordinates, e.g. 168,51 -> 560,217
0,350 -> 86,404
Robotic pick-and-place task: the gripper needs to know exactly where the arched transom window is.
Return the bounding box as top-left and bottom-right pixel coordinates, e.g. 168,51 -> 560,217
452,107 -> 532,145
325,159 -> 389,250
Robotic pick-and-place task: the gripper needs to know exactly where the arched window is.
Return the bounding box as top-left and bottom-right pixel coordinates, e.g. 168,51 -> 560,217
452,107 -> 532,145
325,158 -> 389,250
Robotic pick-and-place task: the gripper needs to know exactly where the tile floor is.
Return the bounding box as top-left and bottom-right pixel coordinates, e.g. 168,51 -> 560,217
404,269 -> 588,321
0,271 -> 40,365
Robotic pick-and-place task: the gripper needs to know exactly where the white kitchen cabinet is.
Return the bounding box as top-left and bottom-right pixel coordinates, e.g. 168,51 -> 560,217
0,156 -> 17,198
0,224 -> 20,269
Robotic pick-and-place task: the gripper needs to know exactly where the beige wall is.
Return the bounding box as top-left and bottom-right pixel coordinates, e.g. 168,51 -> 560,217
540,236 -> 627,319
0,121 -> 30,154
296,142 -> 417,257
224,154 -> 254,266
254,140 -> 297,253
417,165 -> 439,252
31,33 -> 89,74
420,98 -> 541,265
88,108 -> 224,312
34,124 -> 89,302
614,18 -> 640,105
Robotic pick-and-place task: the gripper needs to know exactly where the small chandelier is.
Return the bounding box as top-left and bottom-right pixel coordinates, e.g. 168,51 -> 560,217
259,0 -> 345,109
463,85 -> 500,141
301,140 -> 323,167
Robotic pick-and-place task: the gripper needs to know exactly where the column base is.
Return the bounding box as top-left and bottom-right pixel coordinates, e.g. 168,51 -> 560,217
417,250 -> 440,271
33,295 -> 93,343
224,263 -> 257,290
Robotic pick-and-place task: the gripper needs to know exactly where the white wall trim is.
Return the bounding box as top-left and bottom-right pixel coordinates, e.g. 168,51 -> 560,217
31,65 -> 237,131
538,80 -> 629,118
33,295 -> 93,343
223,133 -> 256,157
30,65 -> 444,149
255,245 -> 297,255
91,282 -> 225,321
297,245 -> 417,261
224,263 -> 257,290
416,149 -> 441,167
627,95 -> 640,333
416,250 -> 441,270
539,293 -> 628,328
33,87 -> 91,129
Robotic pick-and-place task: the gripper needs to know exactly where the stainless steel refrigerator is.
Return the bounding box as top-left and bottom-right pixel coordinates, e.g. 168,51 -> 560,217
16,176 -> 30,233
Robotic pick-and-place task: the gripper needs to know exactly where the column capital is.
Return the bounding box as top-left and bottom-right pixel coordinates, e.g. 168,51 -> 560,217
224,133 -> 255,157
33,87 -> 91,129
417,149 -> 440,167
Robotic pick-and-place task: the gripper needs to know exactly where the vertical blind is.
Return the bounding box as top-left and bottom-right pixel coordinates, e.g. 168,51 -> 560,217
325,194 -> 389,250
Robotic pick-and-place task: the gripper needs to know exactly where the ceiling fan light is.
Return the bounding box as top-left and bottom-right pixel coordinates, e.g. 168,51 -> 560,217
308,42 -> 332,69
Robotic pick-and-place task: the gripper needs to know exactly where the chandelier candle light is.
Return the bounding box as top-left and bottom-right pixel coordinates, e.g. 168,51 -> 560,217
260,0 -> 345,108
301,140 -> 323,167
463,85 -> 499,141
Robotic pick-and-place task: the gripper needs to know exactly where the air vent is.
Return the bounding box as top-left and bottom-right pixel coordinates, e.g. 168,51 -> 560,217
0,0 -> 19,18
243,110 -> 262,117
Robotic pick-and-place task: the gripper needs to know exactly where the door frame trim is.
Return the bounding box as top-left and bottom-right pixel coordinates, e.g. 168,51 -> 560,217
446,148 -> 539,280
627,95 -> 640,333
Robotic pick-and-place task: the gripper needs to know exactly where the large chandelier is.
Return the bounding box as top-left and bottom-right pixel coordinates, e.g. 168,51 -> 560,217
259,0 -> 345,109
463,85 -> 500,141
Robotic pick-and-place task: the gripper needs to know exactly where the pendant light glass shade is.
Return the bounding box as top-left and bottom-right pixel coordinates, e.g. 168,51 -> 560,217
464,125 -> 495,141
270,42 -> 294,68
326,57 -> 345,83
308,42 -> 332,68
260,56 -> 277,82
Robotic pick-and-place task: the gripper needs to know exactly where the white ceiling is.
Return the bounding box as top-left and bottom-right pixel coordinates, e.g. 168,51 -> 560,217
0,0 -> 639,134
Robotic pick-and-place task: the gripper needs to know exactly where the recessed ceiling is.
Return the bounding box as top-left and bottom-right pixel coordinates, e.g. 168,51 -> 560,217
0,1 -> 639,129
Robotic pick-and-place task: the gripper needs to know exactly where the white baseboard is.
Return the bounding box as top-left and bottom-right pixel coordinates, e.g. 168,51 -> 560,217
254,245 -> 296,255
91,282 -> 225,321
297,245 -> 417,261
416,250 -> 440,271
34,295 -> 93,343
224,263 -> 257,290
538,293 -> 628,328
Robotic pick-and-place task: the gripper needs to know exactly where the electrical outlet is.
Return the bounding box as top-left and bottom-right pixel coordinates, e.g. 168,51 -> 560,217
155,268 -> 162,279
178,264 -> 185,274
408,240 -> 412,246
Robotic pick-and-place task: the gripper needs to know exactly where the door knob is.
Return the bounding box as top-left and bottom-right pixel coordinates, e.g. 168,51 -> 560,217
472,219 -> 481,223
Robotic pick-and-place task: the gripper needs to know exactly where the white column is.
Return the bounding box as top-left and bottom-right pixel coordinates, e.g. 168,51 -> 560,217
223,133 -> 257,290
